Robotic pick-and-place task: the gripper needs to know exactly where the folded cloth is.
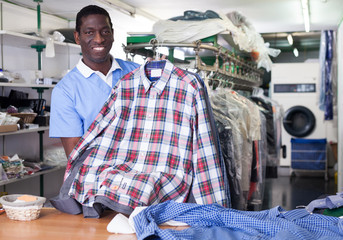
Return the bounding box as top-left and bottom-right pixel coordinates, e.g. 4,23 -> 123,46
107,206 -> 188,234
133,200 -> 343,240
306,192 -> 343,213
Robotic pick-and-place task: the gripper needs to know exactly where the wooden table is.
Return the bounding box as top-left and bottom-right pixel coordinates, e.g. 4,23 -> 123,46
0,207 -> 187,239
0,208 -> 137,240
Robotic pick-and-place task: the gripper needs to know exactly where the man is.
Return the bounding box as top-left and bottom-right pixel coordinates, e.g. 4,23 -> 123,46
49,5 -> 139,157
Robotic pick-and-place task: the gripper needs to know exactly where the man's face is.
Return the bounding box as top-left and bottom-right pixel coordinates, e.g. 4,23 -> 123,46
74,14 -> 114,68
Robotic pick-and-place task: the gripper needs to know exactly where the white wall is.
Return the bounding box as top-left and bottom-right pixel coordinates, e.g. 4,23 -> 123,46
0,1 -> 78,158
0,2 -> 77,197
1,1 -> 69,34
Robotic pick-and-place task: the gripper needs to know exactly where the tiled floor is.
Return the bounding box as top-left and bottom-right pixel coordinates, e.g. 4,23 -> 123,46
262,175 -> 338,211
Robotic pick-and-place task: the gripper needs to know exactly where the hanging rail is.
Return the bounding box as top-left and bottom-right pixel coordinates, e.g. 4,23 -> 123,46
123,38 -> 264,91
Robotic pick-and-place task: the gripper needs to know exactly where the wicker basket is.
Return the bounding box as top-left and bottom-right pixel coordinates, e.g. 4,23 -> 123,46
0,194 -> 46,221
10,113 -> 37,124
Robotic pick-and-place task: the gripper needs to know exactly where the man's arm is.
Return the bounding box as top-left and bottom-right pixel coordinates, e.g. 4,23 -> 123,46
61,137 -> 81,158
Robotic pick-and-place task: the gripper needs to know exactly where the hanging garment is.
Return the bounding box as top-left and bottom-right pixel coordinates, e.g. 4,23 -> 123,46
133,200 -> 343,240
189,72 -> 231,207
247,112 -> 268,211
210,89 -> 255,208
319,30 -> 327,111
324,30 -> 334,120
250,95 -> 281,178
53,60 -> 228,217
213,110 -> 243,210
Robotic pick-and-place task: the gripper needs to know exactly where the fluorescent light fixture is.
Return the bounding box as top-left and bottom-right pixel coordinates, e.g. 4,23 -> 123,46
287,34 -> 293,45
293,48 -> 299,57
174,49 -> 185,61
157,47 -> 169,56
301,0 -> 310,32
96,0 -> 160,22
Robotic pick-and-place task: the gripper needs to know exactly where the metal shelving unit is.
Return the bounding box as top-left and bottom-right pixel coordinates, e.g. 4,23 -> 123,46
123,33 -> 264,91
0,126 -> 49,137
0,30 -> 78,196
0,164 -> 66,187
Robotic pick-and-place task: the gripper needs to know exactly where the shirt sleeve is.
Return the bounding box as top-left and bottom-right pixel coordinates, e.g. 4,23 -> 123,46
191,86 -> 227,206
49,84 -> 84,138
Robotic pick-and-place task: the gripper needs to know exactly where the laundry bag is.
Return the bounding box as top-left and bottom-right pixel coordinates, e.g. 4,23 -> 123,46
291,138 -> 327,170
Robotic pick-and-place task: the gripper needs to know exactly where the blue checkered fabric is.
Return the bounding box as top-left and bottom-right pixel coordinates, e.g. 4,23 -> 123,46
133,200 -> 343,240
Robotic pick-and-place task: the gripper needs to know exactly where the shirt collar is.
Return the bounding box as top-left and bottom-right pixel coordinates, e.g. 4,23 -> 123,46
271,206 -> 310,220
76,56 -> 122,78
139,60 -> 174,94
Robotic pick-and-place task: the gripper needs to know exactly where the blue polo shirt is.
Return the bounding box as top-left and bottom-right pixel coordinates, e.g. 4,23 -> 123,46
49,58 -> 139,138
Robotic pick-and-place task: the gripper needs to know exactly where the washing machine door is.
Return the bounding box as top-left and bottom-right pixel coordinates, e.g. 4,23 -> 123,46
283,106 -> 316,137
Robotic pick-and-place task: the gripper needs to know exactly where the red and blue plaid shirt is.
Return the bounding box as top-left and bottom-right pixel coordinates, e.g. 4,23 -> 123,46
66,60 -> 228,209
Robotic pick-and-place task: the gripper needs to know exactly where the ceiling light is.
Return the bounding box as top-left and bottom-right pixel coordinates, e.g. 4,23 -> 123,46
174,49 -> 185,61
157,47 -> 169,56
293,48 -> 299,57
287,34 -> 293,45
96,0 -> 159,22
301,0 -> 310,32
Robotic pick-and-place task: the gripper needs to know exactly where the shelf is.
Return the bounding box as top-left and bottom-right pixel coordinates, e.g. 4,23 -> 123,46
0,30 -> 81,55
0,82 -> 54,88
0,126 -> 49,136
0,164 -> 66,187
0,23 -> 73,197
124,34 -> 263,91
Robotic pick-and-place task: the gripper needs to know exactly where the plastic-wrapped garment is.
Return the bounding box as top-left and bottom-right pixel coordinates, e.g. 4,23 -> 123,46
247,140 -> 260,210
247,112 -> 267,211
225,11 -> 281,72
251,93 -> 283,178
225,92 -> 263,189
210,94 -> 243,186
231,91 -> 261,141
213,110 -> 244,210
258,112 -> 268,177
250,97 -> 276,161
273,102 -> 283,162
210,89 -> 257,209
221,92 -> 255,196
152,12 -> 280,71
210,91 -> 251,192
153,17 -> 230,43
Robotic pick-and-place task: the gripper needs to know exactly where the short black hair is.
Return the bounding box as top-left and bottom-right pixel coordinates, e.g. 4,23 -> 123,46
75,5 -> 113,33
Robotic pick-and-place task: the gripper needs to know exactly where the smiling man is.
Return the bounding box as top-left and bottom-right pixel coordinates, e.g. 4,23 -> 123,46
49,5 -> 140,157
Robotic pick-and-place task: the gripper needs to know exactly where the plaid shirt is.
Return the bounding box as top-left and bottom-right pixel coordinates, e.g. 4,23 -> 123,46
66,60 -> 228,210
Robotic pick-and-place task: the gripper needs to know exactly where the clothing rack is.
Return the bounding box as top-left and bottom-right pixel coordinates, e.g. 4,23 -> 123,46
122,35 -> 273,211
123,34 -> 264,92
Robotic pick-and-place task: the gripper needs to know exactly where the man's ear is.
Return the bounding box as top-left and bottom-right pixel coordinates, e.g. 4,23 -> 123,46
74,31 -> 80,45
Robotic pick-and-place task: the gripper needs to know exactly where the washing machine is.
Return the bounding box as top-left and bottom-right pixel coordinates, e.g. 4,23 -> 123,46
270,62 -> 335,166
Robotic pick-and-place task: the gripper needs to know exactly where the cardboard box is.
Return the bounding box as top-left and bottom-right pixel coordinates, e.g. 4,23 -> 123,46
0,124 -> 18,133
